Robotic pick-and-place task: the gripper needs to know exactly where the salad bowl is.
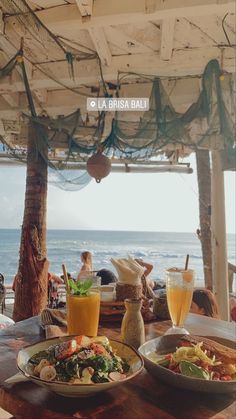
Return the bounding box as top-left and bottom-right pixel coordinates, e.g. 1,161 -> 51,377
17,335 -> 143,397
139,334 -> 236,394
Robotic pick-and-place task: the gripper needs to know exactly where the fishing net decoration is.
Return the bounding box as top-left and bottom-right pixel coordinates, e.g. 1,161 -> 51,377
105,60 -> 235,159
48,168 -> 92,192
0,0 -> 108,190
0,54 -> 235,191
31,120 -> 93,192
0,0 -> 235,179
0,0 -> 235,191
25,108 -> 105,191
0,52 -> 95,190
27,59 -> 235,175
0,50 -> 235,190
1,0 -> 97,96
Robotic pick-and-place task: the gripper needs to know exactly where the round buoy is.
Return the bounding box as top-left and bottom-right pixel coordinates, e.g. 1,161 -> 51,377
86,151 -> 111,183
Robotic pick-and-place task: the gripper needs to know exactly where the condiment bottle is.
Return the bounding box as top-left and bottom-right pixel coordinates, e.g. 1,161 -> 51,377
121,298 -> 145,349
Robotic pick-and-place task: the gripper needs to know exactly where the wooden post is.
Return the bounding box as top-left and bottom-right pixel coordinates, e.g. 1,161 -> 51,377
196,149 -> 212,290
211,150 -> 229,320
13,123 -> 49,321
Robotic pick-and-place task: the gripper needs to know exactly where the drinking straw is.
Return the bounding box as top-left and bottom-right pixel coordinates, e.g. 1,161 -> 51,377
185,254 -> 189,271
62,263 -> 70,293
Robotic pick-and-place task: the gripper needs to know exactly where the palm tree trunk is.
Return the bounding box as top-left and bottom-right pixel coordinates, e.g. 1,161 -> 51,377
196,149 -> 212,290
13,123 -> 49,321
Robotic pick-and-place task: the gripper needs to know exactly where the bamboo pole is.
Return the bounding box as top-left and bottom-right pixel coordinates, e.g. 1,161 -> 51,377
196,149 -> 212,289
211,150 -> 229,320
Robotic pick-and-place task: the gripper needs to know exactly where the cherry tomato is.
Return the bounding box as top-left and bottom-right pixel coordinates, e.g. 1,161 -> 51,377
220,375 -> 232,381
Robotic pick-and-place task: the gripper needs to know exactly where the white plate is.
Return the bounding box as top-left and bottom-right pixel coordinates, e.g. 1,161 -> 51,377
17,336 -> 143,397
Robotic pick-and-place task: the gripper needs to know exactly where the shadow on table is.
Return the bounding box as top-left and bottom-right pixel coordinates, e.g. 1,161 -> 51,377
125,372 -> 236,419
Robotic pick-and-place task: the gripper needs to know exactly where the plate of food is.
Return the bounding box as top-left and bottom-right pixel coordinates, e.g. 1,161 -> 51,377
139,334 -> 236,393
17,335 -> 143,397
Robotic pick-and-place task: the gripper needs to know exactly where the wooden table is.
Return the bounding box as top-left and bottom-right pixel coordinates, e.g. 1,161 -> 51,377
0,317 -> 235,419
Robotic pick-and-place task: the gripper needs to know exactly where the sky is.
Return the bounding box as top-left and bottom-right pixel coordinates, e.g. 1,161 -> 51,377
0,155 -> 235,233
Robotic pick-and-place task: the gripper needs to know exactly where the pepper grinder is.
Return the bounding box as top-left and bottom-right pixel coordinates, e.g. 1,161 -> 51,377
121,298 -> 145,349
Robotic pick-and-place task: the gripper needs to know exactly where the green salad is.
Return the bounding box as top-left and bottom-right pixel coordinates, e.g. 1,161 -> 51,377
27,335 -> 130,384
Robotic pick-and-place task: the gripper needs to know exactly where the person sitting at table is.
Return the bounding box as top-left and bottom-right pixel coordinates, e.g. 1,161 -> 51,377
77,251 -> 93,280
230,296 -> 236,322
134,258 -> 156,289
228,262 -> 236,293
190,288 -> 220,319
48,272 -> 64,309
96,269 -> 117,285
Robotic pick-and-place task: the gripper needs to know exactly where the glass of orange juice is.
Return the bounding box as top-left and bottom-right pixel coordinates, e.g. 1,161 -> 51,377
67,290 -> 100,336
165,268 -> 195,335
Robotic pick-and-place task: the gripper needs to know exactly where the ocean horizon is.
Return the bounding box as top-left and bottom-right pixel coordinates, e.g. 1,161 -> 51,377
0,228 -> 235,287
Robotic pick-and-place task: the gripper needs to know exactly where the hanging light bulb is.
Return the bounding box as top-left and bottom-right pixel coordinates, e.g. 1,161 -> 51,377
86,150 -> 111,183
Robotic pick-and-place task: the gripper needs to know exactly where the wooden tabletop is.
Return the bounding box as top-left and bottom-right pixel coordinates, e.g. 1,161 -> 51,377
0,317 -> 235,419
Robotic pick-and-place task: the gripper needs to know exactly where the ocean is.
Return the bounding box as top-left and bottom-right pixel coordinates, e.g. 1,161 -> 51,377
0,229 -> 235,287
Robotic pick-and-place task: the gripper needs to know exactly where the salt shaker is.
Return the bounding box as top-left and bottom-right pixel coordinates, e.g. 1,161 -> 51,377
121,298 -> 145,349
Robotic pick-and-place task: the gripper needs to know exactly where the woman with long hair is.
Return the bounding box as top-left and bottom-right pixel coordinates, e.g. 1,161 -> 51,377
190,288 -> 220,318
77,251 -> 93,280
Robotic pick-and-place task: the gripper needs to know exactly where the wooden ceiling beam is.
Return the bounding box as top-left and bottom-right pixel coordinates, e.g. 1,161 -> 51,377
88,27 -> 112,66
26,1 -> 235,31
104,26 -> 153,54
1,92 -> 19,108
0,119 -> 5,135
0,76 -> 229,119
160,18 -> 175,61
75,0 -> 93,17
33,89 -> 48,105
30,1 -> 66,7
0,47 -> 234,95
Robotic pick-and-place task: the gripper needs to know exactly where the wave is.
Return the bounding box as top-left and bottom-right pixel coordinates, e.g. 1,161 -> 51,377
189,254 -> 202,259
48,248 -> 80,254
128,251 -> 148,257
2,229 -> 234,287
158,253 -> 179,258
92,250 -> 121,256
146,252 -> 202,259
